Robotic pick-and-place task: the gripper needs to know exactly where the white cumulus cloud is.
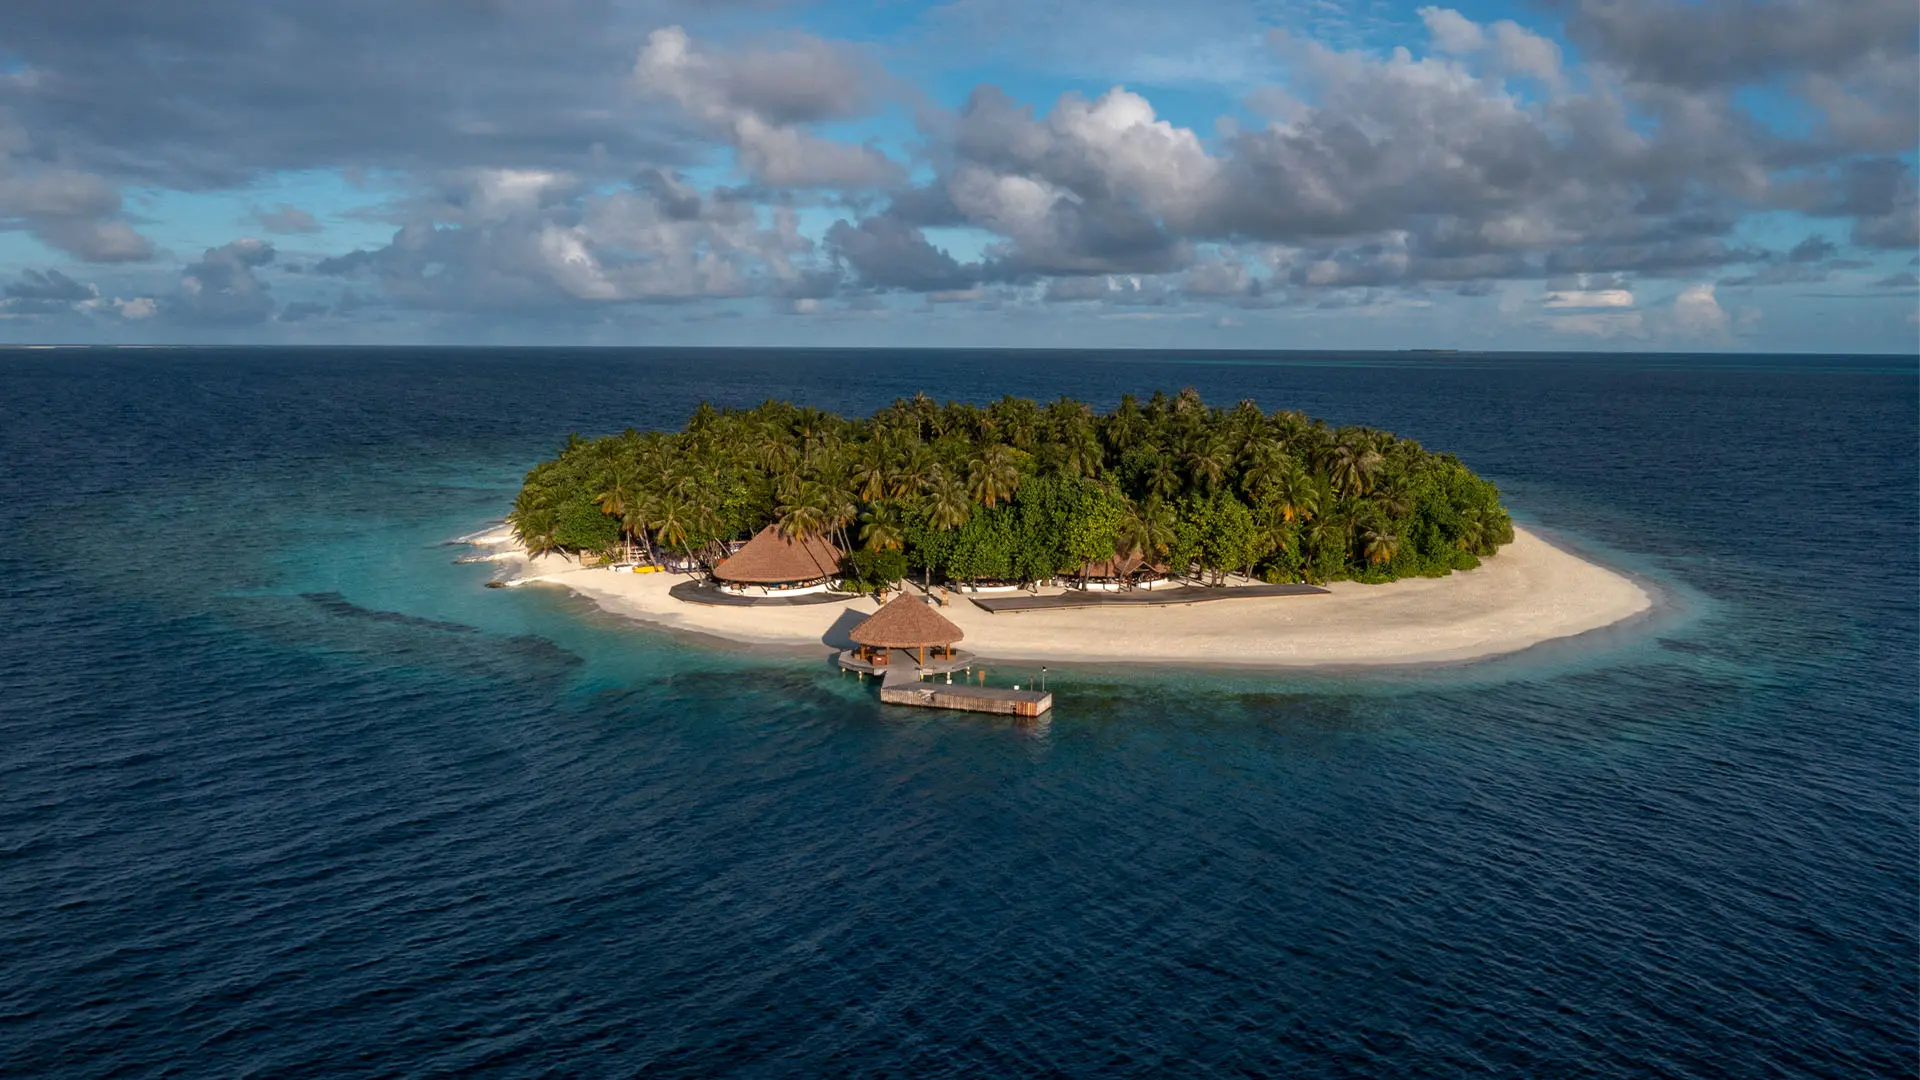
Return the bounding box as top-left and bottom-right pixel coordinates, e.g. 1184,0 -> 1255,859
1672,282 -> 1731,338
634,27 -> 903,189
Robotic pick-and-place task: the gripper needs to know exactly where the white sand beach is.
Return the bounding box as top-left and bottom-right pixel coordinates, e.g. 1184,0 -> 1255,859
475,526 -> 1651,668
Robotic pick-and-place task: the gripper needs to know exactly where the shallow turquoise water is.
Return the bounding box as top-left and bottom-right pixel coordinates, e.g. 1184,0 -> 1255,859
1,348 -> 1914,1077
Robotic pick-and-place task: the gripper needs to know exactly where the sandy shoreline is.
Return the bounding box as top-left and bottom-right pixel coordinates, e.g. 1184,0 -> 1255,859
471,525 -> 1653,669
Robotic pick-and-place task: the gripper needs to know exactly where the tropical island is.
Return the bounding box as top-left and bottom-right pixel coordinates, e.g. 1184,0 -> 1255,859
487,390 -> 1651,671
509,389 -> 1514,587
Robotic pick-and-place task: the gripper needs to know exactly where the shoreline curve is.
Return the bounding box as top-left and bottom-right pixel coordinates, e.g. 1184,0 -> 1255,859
474,525 -> 1654,670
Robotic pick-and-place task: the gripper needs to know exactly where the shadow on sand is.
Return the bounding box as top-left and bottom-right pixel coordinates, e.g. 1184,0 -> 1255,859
822,608 -> 871,650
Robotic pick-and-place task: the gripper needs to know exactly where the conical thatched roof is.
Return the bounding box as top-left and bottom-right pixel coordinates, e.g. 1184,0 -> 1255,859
712,525 -> 842,584
1080,551 -> 1169,579
849,593 -> 964,647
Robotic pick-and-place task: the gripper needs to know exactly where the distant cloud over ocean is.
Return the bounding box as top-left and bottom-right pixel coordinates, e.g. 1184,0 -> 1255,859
0,0 -> 1912,350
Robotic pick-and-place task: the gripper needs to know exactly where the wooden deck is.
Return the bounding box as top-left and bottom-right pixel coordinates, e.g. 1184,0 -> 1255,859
668,580 -> 851,607
837,649 -> 976,675
967,581 -> 1328,613
877,666 -> 1052,717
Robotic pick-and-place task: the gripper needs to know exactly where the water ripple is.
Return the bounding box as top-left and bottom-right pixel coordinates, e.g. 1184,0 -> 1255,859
0,349 -> 1913,1078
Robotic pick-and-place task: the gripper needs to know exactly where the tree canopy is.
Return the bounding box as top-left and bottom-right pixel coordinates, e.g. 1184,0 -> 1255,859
508,390 -> 1514,586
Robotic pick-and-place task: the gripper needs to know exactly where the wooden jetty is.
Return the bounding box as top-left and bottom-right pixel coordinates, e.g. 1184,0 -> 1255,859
838,593 -> 1052,717
876,665 -> 1052,717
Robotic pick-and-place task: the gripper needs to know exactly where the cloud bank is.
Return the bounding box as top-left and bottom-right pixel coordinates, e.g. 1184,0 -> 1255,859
0,0 -> 1909,346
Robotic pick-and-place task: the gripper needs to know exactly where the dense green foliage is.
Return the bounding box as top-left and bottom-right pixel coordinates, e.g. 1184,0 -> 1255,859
842,548 -> 909,593
508,390 -> 1513,585
552,493 -> 623,553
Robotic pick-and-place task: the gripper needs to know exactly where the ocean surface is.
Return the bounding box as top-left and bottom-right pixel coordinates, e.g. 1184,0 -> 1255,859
1,347 -> 1914,1078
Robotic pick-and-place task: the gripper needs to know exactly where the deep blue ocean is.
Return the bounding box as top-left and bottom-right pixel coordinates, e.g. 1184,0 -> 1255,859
1,347 -> 1915,1078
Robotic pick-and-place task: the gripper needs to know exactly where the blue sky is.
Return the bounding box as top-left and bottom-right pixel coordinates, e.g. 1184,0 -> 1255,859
0,0 -> 1913,351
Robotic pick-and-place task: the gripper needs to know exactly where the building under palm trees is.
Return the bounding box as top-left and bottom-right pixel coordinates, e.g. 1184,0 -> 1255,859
1077,551 -> 1172,592
711,525 -> 843,595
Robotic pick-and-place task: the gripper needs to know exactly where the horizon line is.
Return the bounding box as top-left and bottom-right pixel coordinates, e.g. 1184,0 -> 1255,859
0,344 -> 1915,359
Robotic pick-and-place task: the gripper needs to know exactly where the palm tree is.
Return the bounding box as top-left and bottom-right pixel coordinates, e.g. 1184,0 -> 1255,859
1227,399 -> 1266,453
1252,506 -> 1296,580
508,504 -> 559,559
896,444 -> 936,500
658,462 -> 702,500
1455,506 -> 1490,554
928,401 -> 958,438
924,468 -> 971,531
859,502 -> 906,552
967,444 -> 1020,508
1271,461 -> 1319,523
990,395 -> 1040,450
823,481 -> 859,553
685,402 -> 719,438
594,466 -> 643,557
1103,394 -> 1144,454
1240,440 -> 1287,501
1146,455 -> 1182,501
621,501 -> 658,565
1270,409 -> 1312,451
1118,496 -> 1176,560
1298,506 -> 1345,582
1323,437 -> 1384,500
908,391 -> 937,438
791,406 -> 833,452
1183,436 -> 1231,493
651,494 -> 696,567
690,496 -> 726,563
851,445 -> 888,503
1370,481 -> 1411,523
777,481 -> 830,540
753,423 -> 799,472
1060,424 -> 1103,478
1042,396 -> 1093,441
1358,518 -> 1400,567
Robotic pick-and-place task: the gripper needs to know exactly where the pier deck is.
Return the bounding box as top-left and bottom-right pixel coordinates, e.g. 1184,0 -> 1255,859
877,666 -> 1052,717
837,648 -> 976,676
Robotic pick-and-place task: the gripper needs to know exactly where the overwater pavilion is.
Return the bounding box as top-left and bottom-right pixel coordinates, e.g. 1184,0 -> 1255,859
841,593 -> 972,673
710,525 -> 842,596
840,593 -> 1049,718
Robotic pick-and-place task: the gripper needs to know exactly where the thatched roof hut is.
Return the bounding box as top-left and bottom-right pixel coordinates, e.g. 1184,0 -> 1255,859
1079,551 -> 1169,580
850,594 -> 964,649
712,525 -> 842,585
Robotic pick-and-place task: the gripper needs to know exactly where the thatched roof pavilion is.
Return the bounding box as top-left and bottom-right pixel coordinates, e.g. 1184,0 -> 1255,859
712,525 -> 842,589
848,593 -> 964,668
1079,550 -> 1169,582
